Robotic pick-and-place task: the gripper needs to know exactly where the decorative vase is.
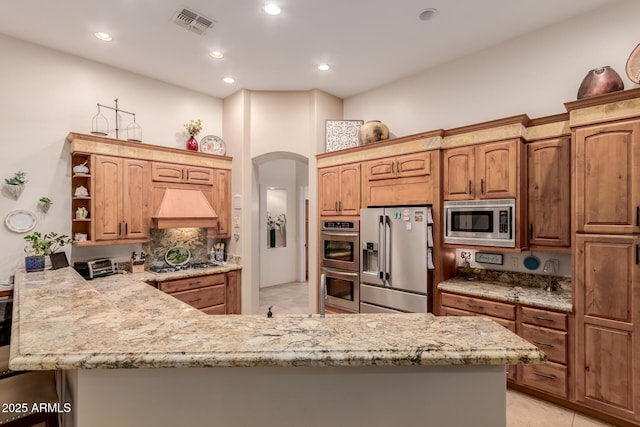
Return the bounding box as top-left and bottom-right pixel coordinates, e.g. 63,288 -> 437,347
25,255 -> 45,272
269,228 -> 276,248
577,66 -> 624,99
359,120 -> 389,145
4,183 -> 24,199
187,135 -> 199,151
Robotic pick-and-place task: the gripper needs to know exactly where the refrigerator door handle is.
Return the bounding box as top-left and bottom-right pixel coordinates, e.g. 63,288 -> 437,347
378,215 -> 385,280
384,215 -> 391,282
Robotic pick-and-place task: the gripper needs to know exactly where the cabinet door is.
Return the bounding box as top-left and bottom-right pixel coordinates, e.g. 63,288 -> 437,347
575,119 -> 640,234
211,169 -> 231,238
319,166 -> 340,216
152,162 -> 184,183
122,159 -> 150,239
226,270 -> 241,314
338,163 -> 361,215
527,138 -> 571,248
396,151 -> 431,178
366,158 -> 395,181
476,139 -> 518,199
443,146 -> 475,200
185,166 -> 214,185
94,155 -> 123,241
575,234 -> 640,420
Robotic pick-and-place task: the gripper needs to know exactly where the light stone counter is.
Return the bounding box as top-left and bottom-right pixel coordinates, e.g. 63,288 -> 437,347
438,277 -> 573,312
9,267 -> 547,427
10,267 -> 544,371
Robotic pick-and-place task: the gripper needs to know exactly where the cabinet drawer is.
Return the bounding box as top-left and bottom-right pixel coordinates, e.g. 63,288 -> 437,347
441,292 -> 516,320
521,324 -> 567,364
152,162 -> 184,183
158,274 -> 226,293
172,285 -> 225,309
521,362 -> 568,398
520,306 -> 568,331
441,306 -> 516,332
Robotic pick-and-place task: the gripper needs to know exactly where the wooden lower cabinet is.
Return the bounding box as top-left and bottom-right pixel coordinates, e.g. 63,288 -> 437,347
155,270 -> 242,315
440,291 -> 571,399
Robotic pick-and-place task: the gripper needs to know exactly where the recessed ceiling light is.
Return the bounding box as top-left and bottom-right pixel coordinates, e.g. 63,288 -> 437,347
209,51 -> 224,59
418,8 -> 438,21
94,32 -> 112,41
318,64 -> 331,71
223,77 -> 235,84
263,3 -> 281,16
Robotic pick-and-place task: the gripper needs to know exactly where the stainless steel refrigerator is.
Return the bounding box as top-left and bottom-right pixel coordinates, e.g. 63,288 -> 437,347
359,206 -> 434,313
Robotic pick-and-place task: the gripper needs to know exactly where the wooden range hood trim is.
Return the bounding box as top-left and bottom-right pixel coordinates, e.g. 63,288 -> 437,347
152,188 -> 218,229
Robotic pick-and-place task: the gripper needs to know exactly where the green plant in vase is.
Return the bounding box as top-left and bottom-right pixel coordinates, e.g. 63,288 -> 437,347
23,231 -> 73,272
39,196 -> 53,213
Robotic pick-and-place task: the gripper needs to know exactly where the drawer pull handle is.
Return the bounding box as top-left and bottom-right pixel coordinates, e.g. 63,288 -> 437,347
532,371 -> 557,381
532,316 -> 554,322
187,298 -> 201,304
466,303 -> 482,309
532,340 -> 555,348
468,180 -> 472,195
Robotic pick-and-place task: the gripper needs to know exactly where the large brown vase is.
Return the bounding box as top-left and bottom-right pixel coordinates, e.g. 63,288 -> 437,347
359,120 -> 389,145
577,66 -> 624,99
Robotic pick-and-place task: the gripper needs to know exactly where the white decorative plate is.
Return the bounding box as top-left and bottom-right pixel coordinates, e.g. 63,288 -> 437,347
5,210 -> 37,233
200,135 -> 226,155
165,246 -> 191,266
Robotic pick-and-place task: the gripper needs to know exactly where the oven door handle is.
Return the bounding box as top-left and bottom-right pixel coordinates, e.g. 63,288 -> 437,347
321,232 -> 359,237
321,267 -> 359,277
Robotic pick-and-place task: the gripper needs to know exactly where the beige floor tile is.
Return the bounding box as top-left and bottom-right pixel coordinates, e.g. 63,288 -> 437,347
572,413 -> 617,427
506,390 -> 574,427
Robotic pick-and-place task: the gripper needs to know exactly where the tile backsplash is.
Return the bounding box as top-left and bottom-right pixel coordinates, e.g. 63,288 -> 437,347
143,228 -> 209,266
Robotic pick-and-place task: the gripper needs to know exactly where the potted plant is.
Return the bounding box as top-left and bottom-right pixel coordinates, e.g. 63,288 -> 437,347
23,231 -> 73,272
39,196 -> 53,213
4,170 -> 27,199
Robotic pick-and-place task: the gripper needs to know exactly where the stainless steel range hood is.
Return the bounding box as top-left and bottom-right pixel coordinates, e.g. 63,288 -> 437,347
152,188 -> 218,229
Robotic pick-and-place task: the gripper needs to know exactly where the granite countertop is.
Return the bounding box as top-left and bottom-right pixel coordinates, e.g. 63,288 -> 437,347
10,267 -> 545,371
438,277 -> 573,312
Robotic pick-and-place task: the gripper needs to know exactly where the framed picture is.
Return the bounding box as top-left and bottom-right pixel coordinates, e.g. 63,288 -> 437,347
50,252 -> 70,270
325,120 -> 364,152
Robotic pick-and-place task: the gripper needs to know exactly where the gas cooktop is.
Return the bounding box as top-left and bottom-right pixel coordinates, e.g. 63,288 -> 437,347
150,261 -> 226,274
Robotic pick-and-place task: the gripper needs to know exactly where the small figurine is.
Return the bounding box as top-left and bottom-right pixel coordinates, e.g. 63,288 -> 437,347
267,306 -> 273,318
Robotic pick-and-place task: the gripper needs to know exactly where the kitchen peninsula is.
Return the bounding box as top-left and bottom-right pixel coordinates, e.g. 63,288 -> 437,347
10,268 -> 545,427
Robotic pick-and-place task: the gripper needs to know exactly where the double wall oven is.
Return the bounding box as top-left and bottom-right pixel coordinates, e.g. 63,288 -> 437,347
320,220 -> 359,313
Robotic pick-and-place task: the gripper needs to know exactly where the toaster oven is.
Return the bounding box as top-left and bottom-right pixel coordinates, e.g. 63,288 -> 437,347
73,258 -> 119,279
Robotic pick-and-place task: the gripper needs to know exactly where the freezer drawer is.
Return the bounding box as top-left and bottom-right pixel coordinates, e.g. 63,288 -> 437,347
360,284 -> 428,313
360,302 -> 404,314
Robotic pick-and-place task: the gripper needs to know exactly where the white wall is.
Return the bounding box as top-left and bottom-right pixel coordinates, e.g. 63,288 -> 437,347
344,0 -> 640,136
0,34 -> 222,283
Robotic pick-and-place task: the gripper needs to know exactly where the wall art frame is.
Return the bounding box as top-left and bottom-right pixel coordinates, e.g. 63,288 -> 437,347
325,120 -> 364,152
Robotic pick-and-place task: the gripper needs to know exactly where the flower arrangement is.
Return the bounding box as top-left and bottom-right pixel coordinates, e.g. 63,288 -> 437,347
267,212 -> 286,229
184,119 -> 203,136
5,170 -> 27,185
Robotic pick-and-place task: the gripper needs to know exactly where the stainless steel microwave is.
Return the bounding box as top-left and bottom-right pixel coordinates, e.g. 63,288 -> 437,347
444,199 -> 515,247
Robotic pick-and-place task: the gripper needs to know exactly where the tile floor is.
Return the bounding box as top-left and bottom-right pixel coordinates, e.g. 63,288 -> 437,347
259,282 -> 617,427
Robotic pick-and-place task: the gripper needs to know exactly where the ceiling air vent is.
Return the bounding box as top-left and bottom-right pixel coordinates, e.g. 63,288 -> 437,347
172,7 -> 215,35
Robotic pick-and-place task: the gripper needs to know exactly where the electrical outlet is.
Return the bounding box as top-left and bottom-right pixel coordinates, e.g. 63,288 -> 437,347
510,257 -> 518,268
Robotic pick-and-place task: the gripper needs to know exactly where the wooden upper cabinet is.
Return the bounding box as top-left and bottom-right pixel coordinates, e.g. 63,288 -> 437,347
443,139 -> 518,201
367,152 -> 431,181
152,162 -> 214,185
476,139 -> 518,199
210,169 -> 231,238
527,138 -> 571,248
575,119 -> 640,234
94,155 -> 150,242
443,146 -> 475,200
319,163 -> 361,216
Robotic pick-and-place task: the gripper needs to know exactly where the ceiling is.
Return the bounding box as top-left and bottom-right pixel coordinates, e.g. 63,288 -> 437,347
0,0 -> 617,99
